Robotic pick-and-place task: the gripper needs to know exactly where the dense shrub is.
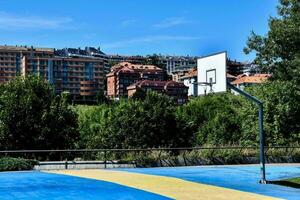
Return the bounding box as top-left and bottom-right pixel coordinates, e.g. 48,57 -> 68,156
176,93 -> 243,146
0,157 -> 38,171
1,76 -> 298,153
75,104 -> 112,148
76,92 -> 193,149
240,81 -> 300,145
76,83 -> 299,150
0,76 -> 79,150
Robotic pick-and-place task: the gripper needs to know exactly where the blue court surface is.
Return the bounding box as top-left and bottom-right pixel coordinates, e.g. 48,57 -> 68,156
0,164 -> 299,200
119,165 -> 300,199
0,171 -> 170,200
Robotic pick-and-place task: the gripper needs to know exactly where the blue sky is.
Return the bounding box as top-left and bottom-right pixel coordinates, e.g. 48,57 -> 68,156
0,0 -> 278,61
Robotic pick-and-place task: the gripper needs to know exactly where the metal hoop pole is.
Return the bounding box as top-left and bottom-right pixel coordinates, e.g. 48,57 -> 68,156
227,82 -> 266,184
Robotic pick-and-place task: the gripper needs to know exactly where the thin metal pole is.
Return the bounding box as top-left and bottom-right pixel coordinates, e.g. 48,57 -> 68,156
259,104 -> 266,183
227,82 -> 266,183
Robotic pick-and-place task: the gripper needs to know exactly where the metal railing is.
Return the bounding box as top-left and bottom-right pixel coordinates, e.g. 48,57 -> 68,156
1,146 -> 300,168
2,145 -> 300,153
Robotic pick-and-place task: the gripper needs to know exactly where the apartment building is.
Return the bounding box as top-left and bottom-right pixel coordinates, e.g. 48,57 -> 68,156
157,56 -> 197,75
242,63 -> 260,74
107,54 -> 198,75
0,45 -> 54,83
107,62 -> 165,99
108,55 -> 147,65
0,45 -> 108,100
171,64 -> 196,82
127,80 -> 188,104
227,59 -> 246,76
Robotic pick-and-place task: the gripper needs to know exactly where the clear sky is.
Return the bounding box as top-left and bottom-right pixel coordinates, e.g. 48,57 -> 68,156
0,0 -> 278,61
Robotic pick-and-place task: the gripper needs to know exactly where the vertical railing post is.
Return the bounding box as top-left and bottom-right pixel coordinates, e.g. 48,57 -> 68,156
104,150 -> 107,169
65,158 -> 68,169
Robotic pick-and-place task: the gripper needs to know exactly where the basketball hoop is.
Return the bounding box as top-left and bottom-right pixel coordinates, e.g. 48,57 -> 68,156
197,52 -> 227,96
194,82 -> 213,95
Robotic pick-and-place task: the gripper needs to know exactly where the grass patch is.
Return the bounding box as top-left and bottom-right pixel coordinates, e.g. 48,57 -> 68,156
271,177 -> 300,189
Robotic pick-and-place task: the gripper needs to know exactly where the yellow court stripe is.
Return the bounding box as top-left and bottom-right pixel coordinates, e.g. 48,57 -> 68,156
48,169 -> 280,200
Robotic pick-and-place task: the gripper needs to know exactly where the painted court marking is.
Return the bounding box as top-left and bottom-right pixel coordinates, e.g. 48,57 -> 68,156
49,169 -> 279,200
119,165 -> 300,199
0,171 -> 169,200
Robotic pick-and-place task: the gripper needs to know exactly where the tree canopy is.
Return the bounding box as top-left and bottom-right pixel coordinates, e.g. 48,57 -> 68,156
77,92 -> 193,149
0,76 -> 79,150
176,93 -> 243,146
240,81 -> 300,145
244,0 -> 300,83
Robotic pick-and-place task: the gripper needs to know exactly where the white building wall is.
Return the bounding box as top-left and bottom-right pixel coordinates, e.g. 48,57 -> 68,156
183,77 -> 197,96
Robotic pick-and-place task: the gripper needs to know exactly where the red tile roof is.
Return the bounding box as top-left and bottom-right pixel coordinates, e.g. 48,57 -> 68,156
111,62 -> 162,72
107,65 -> 139,77
231,74 -> 271,85
127,80 -> 187,90
180,68 -> 197,79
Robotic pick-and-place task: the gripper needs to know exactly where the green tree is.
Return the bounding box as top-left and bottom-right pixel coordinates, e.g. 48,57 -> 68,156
240,81 -> 300,146
0,76 -> 79,150
77,92 -> 193,149
96,90 -> 109,104
176,93 -> 243,146
244,0 -> 300,82
130,88 -> 147,100
75,104 -> 113,148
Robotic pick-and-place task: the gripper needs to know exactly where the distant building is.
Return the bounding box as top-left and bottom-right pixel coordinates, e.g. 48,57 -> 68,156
108,55 -> 147,65
0,45 -> 54,84
172,70 -> 188,82
242,63 -> 260,74
172,64 -> 196,82
231,73 -> 271,90
0,45 -> 108,101
180,68 -> 198,96
106,62 -> 165,99
227,59 -> 245,76
127,80 -> 188,104
108,54 -> 197,75
156,56 -> 197,75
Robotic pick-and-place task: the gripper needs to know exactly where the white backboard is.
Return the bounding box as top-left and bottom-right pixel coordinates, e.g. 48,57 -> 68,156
197,52 -> 227,95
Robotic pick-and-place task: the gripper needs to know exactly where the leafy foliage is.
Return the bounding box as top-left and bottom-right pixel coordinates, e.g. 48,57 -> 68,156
244,0 -> 300,82
176,93 -> 243,146
0,77 -> 298,152
96,90 -> 110,104
240,81 -> 300,145
0,76 -> 79,150
77,84 -> 299,149
242,0 -> 300,146
0,157 -> 38,171
130,88 -> 147,100
77,92 -> 193,149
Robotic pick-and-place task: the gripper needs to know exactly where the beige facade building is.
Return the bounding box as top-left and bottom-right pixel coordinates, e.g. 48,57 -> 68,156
0,45 -> 107,100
